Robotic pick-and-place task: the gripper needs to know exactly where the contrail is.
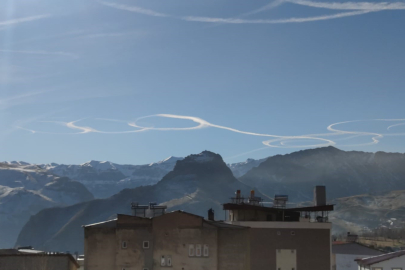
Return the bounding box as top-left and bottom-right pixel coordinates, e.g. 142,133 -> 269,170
19,115 -> 405,152
99,2 -> 169,17
99,1 -> 381,24
286,0 -> 405,10
0,49 -> 78,59
0,15 -> 50,27
182,10 -> 372,24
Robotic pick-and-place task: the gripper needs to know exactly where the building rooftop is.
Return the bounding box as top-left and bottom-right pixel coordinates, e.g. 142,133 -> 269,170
332,242 -> 383,256
0,253 -> 80,268
223,203 -> 334,212
355,250 -> 405,265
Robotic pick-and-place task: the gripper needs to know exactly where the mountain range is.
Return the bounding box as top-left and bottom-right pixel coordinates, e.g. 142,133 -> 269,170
41,156 -> 184,198
0,162 -> 93,248
15,151 -> 267,253
4,146 -> 405,253
240,146 -> 405,201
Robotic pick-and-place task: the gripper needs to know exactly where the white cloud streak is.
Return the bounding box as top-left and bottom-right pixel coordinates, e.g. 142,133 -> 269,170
0,15 -> 50,27
99,1 -> 401,24
182,10 -> 373,24
99,1 -> 169,17
0,50 -> 78,59
286,0 -> 405,10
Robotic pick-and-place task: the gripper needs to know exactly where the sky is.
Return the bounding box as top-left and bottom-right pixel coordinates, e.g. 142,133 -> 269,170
1,0 -> 405,165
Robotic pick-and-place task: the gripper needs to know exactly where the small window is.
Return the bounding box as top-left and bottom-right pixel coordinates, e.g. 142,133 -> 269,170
167,255 -> 172,266
121,241 -> 127,249
203,244 -> 209,257
291,249 -> 295,253
161,255 -> 166,266
188,244 -> 195,257
143,241 -> 149,249
196,244 -> 202,257
291,231 -> 295,236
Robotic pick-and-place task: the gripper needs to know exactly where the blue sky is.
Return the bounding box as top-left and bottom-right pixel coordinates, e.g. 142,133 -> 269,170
1,0 -> 405,165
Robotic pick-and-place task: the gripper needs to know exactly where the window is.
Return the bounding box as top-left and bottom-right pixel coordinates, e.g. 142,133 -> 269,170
143,268 -> 149,270
291,231 -> 295,236
143,241 -> 149,249
188,244 -> 195,257
121,241 -> 127,249
372,268 -> 382,270
392,268 -> 402,270
203,244 -> 209,257
167,255 -> 172,266
196,244 -> 202,257
161,255 -> 166,266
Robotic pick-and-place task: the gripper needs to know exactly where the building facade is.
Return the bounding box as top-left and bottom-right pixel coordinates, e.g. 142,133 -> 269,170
84,187 -> 333,270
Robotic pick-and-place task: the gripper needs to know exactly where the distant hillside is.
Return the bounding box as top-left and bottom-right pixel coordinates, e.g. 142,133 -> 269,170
330,190 -> 405,234
240,146 -> 405,201
0,163 -> 93,248
16,151 -> 267,253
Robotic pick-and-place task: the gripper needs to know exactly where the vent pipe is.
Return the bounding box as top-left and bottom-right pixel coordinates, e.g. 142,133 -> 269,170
314,186 -> 326,206
208,208 -> 215,221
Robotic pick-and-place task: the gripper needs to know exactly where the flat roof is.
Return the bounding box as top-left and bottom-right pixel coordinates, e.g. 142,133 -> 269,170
356,250 -> 405,265
332,242 -> 383,256
223,203 -> 334,212
83,219 -> 117,228
0,253 -> 80,268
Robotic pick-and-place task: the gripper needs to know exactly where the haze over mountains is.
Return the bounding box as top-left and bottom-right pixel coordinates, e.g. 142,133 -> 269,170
16,151 -> 267,253
2,146 -> 405,253
240,146 -> 405,201
0,163 -> 93,248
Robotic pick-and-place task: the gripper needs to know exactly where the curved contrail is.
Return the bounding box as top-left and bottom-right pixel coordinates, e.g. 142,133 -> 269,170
20,114 -> 405,151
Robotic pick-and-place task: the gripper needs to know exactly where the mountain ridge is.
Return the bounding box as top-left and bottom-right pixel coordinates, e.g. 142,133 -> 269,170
15,150 -> 268,253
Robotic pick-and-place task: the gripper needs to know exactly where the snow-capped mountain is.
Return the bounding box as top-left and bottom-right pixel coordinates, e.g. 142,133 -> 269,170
227,157 -> 268,177
41,156 -> 184,198
0,162 -> 93,249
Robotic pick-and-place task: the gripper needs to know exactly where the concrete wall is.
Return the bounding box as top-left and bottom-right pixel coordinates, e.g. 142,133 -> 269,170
152,212 -> 218,270
367,255 -> 405,269
84,227 -> 116,270
249,228 -> 331,270
218,228 -> 250,270
335,254 -> 367,270
0,254 -> 77,270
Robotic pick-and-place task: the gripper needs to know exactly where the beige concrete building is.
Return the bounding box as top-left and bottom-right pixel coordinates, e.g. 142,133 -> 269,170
84,187 -> 333,270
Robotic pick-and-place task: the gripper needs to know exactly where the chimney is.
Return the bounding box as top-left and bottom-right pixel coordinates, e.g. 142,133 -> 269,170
314,186 -> 326,206
208,208 -> 215,221
236,190 -> 241,199
250,190 -> 255,198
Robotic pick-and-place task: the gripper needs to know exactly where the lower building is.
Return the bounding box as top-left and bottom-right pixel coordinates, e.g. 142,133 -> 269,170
356,250 -> 405,270
0,253 -> 79,270
332,242 -> 383,270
